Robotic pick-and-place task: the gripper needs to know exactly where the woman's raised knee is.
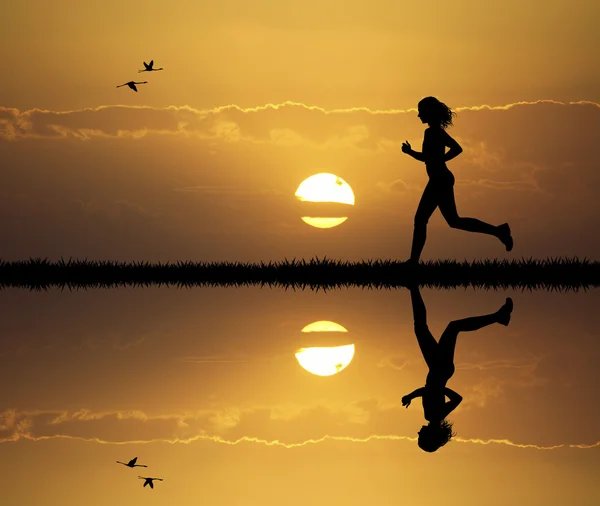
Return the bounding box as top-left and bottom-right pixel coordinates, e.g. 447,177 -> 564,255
446,216 -> 462,229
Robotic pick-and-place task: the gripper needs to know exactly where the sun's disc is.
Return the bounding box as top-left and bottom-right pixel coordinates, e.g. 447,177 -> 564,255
295,173 -> 355,228
295,344 -> 356,376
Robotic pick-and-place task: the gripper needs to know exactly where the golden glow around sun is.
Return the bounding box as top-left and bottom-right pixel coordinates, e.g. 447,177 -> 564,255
295,320 -> 355,376
295,173 -> 355,229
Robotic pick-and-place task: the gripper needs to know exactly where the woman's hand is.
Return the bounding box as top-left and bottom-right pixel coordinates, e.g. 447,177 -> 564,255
401,140 -> 412,154
401,395 -> 412,408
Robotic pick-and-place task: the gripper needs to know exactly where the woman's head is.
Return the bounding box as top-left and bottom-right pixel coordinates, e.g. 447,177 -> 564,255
417,97 -> 456,129
417,420 -> 456,453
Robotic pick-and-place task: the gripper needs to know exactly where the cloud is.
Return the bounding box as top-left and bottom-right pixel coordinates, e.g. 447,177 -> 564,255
457,356 -> 547,409
377,355 -> 411,371
2,100 -> 597,153
376,178 -> 416,194
0,405 -> 594,451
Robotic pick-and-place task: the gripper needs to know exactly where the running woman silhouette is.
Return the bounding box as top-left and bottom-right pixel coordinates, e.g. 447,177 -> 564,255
402,97 -> 513,263
402,286 -> 513,453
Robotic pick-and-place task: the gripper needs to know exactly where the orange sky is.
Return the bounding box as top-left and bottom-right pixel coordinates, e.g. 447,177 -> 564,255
1,1 -> 599,505
1,0 -> 599,110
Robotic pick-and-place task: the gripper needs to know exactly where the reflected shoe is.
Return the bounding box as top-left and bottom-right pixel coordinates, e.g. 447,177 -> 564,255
498,223 -> 513,252
497,297 -> 513,326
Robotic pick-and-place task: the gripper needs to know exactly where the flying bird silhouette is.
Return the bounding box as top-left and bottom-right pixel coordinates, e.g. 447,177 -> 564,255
116,457 -> 148,468
116,81 -> 148,92
139,476 -> 163,489
138,60 -> 163,72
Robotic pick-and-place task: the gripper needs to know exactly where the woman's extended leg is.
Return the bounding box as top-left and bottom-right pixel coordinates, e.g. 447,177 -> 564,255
437,181 -> 501,237
410,182 -> 440,263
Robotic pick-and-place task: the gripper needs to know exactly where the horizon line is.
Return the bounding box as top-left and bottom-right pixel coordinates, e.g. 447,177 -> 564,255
1,257 -> 597,292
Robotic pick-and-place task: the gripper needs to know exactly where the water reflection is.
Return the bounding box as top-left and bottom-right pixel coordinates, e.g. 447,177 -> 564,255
403,287 -> 513,452
0,286 -> 598,505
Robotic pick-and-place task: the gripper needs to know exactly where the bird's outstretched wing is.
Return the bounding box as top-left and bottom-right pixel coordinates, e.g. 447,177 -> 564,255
149,481 -> 154,489
130,83 -> 138,92
143,61 -> 150,69
129,457 -> 138,465
149,60 -> 154,68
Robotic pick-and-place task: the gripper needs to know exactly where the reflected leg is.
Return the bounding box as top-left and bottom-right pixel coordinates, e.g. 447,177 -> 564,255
437,299 -> 513,364
410,287 -> 438,369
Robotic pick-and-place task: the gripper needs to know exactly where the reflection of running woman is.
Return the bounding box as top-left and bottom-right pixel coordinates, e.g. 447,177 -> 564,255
402,96 -> 513,264
402,287 -> 513,452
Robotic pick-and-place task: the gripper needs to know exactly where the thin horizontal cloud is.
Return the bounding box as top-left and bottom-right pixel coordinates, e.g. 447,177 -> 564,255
1,396 -> 592,450
1,100 -> 597,146
1,428 -> 593,452
456,358 -> 542,372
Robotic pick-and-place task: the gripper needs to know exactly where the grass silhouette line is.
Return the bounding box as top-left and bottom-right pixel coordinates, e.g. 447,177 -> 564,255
0,257 -> 598,291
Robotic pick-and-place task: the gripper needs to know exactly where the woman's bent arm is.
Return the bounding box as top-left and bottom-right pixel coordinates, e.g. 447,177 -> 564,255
408,149 -> 427,162
444,146 -> 462,162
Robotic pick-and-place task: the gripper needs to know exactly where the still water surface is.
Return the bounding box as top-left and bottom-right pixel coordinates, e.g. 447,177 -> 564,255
1,287 -> 598,505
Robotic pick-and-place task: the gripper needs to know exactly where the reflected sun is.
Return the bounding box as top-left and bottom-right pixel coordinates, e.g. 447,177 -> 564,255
295,173 -> 355,229
295,320 -> 355,376
295,345 -> 355,376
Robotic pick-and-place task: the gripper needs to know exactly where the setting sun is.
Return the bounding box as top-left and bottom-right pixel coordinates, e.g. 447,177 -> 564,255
295,173 -> 355,229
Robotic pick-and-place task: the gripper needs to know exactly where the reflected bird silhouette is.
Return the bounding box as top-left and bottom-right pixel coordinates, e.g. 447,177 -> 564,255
116,457 -> 147,468
139,476 -> 163,489
116,81 -> 148,92
138,60 -> 163,72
